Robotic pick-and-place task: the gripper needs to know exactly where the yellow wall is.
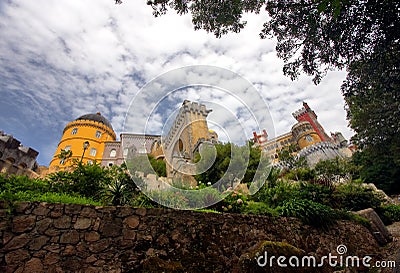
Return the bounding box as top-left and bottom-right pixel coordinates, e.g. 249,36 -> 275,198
263,133 -> 296,163
297,131 -> 321,149
49,120 -> 116,171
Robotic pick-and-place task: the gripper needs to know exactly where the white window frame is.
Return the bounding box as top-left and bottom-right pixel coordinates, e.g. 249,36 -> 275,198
90,148 -> 97,156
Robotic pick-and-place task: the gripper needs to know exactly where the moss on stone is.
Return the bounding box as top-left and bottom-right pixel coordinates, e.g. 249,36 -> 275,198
142,256 -> 184,273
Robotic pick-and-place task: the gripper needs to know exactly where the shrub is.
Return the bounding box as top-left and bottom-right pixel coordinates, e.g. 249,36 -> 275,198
101,164 -> 141,206
279,199 -> 338,228
216,189 -> 247,213
0,173 -> 101,206
376,205 -> 400,225
285,168 -> 316,181
47,162 -> 108,201
147,190 -> 189,209
130,192 -> 159,208
0,175 -> 50,193
295,182 -> 333,206
314,157 -> 360,182
242,201 -> 279,217
253,180 -> 298,208
184,187 -> 222,209
332,182 -> 384,211
0,191 -> 100,205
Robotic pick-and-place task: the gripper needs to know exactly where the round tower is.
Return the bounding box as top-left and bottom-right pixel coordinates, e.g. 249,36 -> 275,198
291,121 -> 321,150
49,112 -> 116,171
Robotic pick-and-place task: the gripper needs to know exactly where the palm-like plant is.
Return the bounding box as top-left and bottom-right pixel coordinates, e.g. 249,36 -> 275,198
57,149 -> 73,165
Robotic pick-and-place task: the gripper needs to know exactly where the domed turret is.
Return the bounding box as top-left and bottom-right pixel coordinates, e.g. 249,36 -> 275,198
49,112 -> 116,171
75,112 -> 113,131
291,121 -> 321,149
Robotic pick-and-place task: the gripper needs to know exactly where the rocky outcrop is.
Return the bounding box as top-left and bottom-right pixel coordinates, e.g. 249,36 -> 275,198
355,208 -> 392,245
0,202 -> 383,272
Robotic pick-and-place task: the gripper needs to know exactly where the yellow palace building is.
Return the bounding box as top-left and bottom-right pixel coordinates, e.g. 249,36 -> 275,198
49,112 -> 116,171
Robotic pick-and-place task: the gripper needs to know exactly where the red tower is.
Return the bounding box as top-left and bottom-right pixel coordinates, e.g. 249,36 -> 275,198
292,102 -> 331,142
253,129 -> 268,148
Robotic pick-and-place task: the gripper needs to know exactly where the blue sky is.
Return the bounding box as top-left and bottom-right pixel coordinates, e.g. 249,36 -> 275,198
0,0 -> 353,166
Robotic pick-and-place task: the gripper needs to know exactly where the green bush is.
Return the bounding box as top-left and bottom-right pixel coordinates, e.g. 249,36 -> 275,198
376,205 -> 400,225
279,199 -> 338,228
295,182 -> 333,206
253,180 -> 298,208
332,182 -> 384,211
47,162 -> 108,201
314,157 -> 360,182
101,164 -> 141,206
219,190 -> 247,213
0,175 -> 50,193
0,191 -> 100,205
148,155 -> 167,177
130,192 -> 159,208
184,187 -> 222,209
242,201 -> 279,217
147,190 -> 189,209
285,168 -> 316,181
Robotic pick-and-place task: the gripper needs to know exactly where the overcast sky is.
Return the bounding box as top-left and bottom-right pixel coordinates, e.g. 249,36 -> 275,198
0,0 -> 353,166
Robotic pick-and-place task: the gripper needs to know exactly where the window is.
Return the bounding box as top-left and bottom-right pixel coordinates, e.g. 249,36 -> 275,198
123,148 -> 128,156
90,148 -> 97,156
95,130 -> 102,138
64,145 -> 71,151
108,162 -> 114,167
60,159 -> 65,165
71,128 -> 78,135
110,149 -> 117,157
305,135 -> 313,142
87,160 -> 93,165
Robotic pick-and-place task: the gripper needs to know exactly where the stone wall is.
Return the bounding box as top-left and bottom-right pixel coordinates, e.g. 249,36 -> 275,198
0,202 -> 382,273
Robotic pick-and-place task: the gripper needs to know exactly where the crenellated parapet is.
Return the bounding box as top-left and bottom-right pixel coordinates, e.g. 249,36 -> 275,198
297,141 -> 347,167
0,130 -> 39,176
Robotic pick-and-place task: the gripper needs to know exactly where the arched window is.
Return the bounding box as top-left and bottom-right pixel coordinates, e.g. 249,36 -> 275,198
110,149 -> 117,157
90,148 -> 97,156
6,157 -> 15,164
305,135 -> 313,142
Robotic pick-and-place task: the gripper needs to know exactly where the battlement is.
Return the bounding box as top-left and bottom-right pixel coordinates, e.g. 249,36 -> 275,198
292,106 -> 308,119
182,100 -> 212,116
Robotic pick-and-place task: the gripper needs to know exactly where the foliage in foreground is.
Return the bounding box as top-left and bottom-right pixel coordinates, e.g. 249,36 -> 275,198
279,198 -> 338,228
376,205 -> 400,225
0,174 -> 100,205
0,159 -> 396,230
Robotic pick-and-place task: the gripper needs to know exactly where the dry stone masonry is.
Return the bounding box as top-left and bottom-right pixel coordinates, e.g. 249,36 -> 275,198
0,202 -> 387,272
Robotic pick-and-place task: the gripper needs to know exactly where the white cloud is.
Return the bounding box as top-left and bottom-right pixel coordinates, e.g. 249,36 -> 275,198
0,0 -> 352,165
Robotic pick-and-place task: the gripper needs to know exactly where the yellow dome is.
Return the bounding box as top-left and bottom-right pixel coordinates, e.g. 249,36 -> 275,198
49,113 -> 116,171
